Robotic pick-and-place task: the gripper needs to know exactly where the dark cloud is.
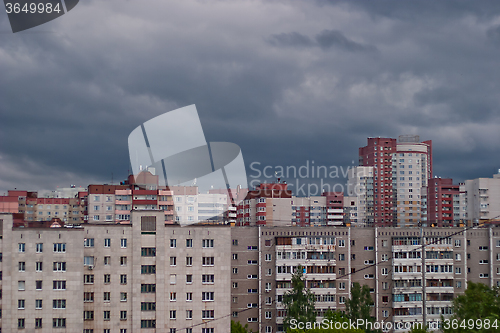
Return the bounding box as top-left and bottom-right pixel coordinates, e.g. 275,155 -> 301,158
315,29 -> 377,52
486,24 -> 500,44
1,0 -> 500,194
267,32 -> 314,48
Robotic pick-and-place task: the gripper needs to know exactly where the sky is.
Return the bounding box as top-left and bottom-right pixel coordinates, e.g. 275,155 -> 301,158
1,0 -> 500,195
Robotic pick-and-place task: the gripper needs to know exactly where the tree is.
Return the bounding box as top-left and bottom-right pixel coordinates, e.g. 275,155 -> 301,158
283,265 -> 316,332
345,283 -> 378,333
442,282 -> 500,333
231,320 -> 253,333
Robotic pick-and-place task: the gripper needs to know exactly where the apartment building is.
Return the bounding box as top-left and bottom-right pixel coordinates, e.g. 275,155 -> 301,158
236,182 -> 293,227
0,190 -> 88,223
0,211 -> 231,332
347,166 -> 374,227
427,178 -> 460,227
463,170 -> 500,225
230,225 -> 500,333
358,136 -> 433,228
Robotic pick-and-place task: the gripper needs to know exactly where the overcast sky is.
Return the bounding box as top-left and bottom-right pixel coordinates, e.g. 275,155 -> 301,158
1,0 -> 500,195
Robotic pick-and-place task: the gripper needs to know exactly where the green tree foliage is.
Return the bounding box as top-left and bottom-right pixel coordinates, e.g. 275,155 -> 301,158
283,265 -> 316,332
346,283 -> 373,322
345,283 -> 380,333
231,320 -> 253,333
442,282 -> 500,333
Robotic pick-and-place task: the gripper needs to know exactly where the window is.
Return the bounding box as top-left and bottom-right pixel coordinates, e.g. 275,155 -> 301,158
170,257 -> 177,266
170,239 -> 177,248
19,243 -> 26,252
104,238 -> 111,247
338,239 -> 345,247
170,274 -> 176,284
202,329 -> 214,333
338,282 -> 346,290
248,260 -> 258,265
202,257 -> 214,266
104,274 -> 111,283
83,311 -> 94,321
120,274 -> 127,284
170,292 -> 177,301
202,239 -> 214,248
104,311 -> 110,321
202,292 -> 214,301
232,253 -> 238,260
141,247 -> 156,256
17,281 -> 25,290
479,246 -> 489,251
265,311 -> 272,319
36,299 -> 43,309
186,310 -> 193,319
202,274 -> 215,284
141,302 -> 156,311
54,243 -> 66,253
170,310 -> 177,319
53,299 -> 66,309
18,299 -> 25,309
120,239 -> 127,248
120,311 -> 127,320
121,292 -> 127,301
84,292 -> 94,302
186,256 -> 193,266
141,265 -> 156,274
141,284 -> 156,293
35,318 -> 42,328
18,318 -> 25,328
232,239 -> 238,246
36,243 -> 43,253
186,274 -> 193,284
103,292 -> 110,301
84,238 -> 94,247
186,292 -> 193,301
84,256 -> 94,266
339,254 -> 345,261
104,256 -> 110,265
233,267 -> 238,274
381,268 -> 388,275
186,239 -> 193,247
202,310 -> 215,319
141,320 -> 156,328
339,296 -> 346,304
456,281 -> 462,288
84,274 -> 94,284
382,282 -> 389,290
53,318 -> 66,328
265,253 -> 272,261
36,280 -> 42,290
120,256 -> 127,266
233,282 -> 238,288
19,261 -> 26,272
382,310 -> 389,318
455,267 -> 462,274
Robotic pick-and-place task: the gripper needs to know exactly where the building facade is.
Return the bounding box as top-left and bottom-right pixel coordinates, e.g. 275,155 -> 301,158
0,211 -> 231,332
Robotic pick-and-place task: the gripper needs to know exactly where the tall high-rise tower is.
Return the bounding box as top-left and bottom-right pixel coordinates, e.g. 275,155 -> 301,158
359,136 -> 432,227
